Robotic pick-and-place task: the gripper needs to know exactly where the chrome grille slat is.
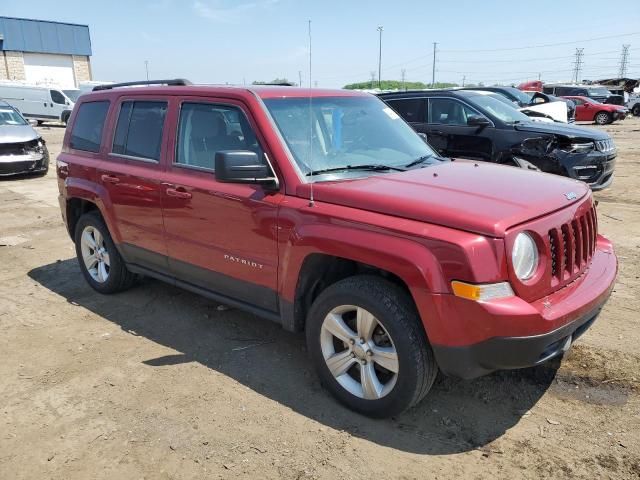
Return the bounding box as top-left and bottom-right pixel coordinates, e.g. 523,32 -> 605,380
547,207 -> 597,284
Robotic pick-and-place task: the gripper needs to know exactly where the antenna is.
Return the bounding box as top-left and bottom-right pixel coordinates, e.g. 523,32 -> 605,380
308,19 -> 315,207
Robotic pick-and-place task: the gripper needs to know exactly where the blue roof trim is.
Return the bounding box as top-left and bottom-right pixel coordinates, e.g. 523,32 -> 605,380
0,17 -> 91,56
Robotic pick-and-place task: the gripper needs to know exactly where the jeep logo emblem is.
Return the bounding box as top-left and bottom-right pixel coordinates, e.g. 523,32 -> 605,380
564,192 -> 577,200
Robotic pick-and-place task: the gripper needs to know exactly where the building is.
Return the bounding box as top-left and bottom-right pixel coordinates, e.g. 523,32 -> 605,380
0,16 -> 92,89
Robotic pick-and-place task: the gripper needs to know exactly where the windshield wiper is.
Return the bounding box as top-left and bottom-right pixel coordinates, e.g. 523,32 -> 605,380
404,154 -> 434,168
305,164 -> 405,176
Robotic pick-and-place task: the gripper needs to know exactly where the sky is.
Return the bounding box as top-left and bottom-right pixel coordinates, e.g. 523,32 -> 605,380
3,0 -> 640,88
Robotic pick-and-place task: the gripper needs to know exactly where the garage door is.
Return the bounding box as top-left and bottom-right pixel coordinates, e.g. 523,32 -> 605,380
23,53 -> 76,89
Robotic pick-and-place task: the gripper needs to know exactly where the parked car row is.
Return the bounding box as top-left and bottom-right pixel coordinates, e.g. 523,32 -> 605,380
54,80 -> 618,417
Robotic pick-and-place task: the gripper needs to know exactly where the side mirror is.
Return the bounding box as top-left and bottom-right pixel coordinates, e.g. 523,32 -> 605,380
215,150 -> 278,187
417,132 -> 428,143
28,119 -> 38,127
467,115 -> 491,127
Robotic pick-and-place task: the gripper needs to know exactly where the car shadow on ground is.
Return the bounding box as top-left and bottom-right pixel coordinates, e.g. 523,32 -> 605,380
29,258 -> 559,455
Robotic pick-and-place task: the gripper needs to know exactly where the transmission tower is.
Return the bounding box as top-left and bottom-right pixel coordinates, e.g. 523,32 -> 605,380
572,48 -> 584,83
618,44 -> 630,77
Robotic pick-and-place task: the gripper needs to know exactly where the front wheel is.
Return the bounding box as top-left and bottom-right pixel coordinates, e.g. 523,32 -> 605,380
306,275 -> 438,418
595,111 -> 611,125
632,104 -> 640,117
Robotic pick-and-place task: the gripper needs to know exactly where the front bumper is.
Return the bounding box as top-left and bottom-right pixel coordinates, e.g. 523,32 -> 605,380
0,151 -> 49,176
429,237 -> 617,379
561,149 -> 616,191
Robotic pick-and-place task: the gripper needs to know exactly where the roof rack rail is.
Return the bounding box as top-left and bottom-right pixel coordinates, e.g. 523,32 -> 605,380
93,79 -> 192,91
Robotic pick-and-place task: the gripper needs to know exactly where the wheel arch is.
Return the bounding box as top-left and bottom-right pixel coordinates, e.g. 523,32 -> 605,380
279,226 -> 449,336
64,179 -> 122,243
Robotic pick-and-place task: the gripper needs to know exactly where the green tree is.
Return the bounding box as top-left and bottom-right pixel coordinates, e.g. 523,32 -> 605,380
252,78 -> 297,86
343,80 -> 458,90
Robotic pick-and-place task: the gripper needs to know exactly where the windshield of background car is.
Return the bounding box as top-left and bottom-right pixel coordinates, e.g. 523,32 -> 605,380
503,87 -> 533,106
263,96 -> 439,178
468,94 -> 531,124
587,88 -> 611,97
0,107 -> 28,126
63,90 -> 81,102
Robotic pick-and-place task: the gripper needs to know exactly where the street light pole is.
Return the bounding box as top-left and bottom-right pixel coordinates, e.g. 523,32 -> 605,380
377,26 -> 383,89
431,42 -> 437,87
144,60 -> 149,81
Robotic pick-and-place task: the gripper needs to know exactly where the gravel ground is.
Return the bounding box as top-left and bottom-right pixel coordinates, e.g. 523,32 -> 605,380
0,118 -> 639,479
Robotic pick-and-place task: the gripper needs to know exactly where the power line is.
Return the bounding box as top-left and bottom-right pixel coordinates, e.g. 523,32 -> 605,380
440,31 -> 640,53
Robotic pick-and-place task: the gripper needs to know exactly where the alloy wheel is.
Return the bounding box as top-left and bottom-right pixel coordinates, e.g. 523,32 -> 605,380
320,305 -> 399,400
595,113 -> 609,125
80,225 -> 110,283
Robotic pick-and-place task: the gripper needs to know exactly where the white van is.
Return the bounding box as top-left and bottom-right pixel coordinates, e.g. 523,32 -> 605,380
0,83 -> 75,125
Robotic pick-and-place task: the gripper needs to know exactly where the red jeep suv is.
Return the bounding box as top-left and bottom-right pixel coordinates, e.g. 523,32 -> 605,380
57,80 -> 617,417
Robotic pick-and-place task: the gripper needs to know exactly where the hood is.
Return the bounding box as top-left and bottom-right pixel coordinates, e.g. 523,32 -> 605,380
0,125 -> 39,143
515,121 -> 610,140
305,161 -> 589,237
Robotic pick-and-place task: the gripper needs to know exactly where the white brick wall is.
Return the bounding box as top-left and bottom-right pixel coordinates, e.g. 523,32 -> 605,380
72,55 -> 92,84
3,51 -> 26,81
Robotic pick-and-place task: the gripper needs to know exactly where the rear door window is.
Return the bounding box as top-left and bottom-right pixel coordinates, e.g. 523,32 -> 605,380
386,98 -> 426,123
112,100 -> 168,161
69,101 -> 110,153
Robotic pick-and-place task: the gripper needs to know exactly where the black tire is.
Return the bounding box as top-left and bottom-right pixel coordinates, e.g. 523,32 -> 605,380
632,104 -> 640,117
594,111 -> 611,125
74,211 -> 136,294
306,275 -> 438,418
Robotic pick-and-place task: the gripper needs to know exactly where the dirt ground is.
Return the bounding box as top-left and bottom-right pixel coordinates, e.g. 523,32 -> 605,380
1,118 -> 639,480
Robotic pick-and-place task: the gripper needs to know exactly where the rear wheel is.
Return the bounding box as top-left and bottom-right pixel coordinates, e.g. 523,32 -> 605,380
632,104 -> 640,117
74,211 -> 136,294
306,275 -> 438,418
595,111 -> 611,125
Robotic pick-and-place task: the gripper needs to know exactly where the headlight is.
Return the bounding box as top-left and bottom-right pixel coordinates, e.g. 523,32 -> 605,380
25,139 -> 45,155
512,232 -> 539,281
565,142 -> 594,153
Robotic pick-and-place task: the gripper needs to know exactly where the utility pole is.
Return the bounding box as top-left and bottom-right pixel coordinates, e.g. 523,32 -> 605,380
618,44 -> 631,77
401,69 -> 406,90
144,60 -> 149,81
298,70 -> 302,87
431,42 -> 437,87
538,72 -> 541,81
462,75 -> 465,87
572,48 -> 584,83
377,26 -> 383,89
370,71 -> 376,89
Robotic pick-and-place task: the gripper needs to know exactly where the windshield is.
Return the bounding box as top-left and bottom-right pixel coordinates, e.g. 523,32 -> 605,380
502,87 -> 533,106
62,89 -> 81,102
468,94 -> 531,124
0,106 -> 27,126
263,96 -> 439,178
587,87 -> 611,98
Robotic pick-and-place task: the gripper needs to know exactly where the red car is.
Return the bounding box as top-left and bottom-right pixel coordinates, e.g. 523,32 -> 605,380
57,80 -> 617,417
562,96 -> 627,125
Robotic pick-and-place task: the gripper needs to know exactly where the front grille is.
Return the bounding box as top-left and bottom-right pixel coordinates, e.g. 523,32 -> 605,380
0,142 -> 30,156
595,139 -> 615,153
547,206 -> 598,284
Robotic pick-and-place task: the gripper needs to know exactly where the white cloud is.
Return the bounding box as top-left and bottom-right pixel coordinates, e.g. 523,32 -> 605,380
193,0 -> 280,23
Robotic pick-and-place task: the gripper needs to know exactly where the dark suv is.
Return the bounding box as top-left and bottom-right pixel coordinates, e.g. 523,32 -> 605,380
57,80 -> 617,418
379,90 -> 616,190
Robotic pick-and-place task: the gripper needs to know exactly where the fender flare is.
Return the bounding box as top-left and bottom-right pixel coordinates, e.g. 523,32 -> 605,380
64,177 -> 123,243
279,223 -> 451,335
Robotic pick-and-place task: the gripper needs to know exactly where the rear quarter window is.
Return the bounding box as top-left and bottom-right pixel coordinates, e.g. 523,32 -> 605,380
69,101 -> 110,153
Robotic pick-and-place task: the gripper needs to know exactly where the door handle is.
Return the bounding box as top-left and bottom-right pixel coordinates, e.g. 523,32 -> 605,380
101,174 -> 120,184
166,187 -> 192,199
